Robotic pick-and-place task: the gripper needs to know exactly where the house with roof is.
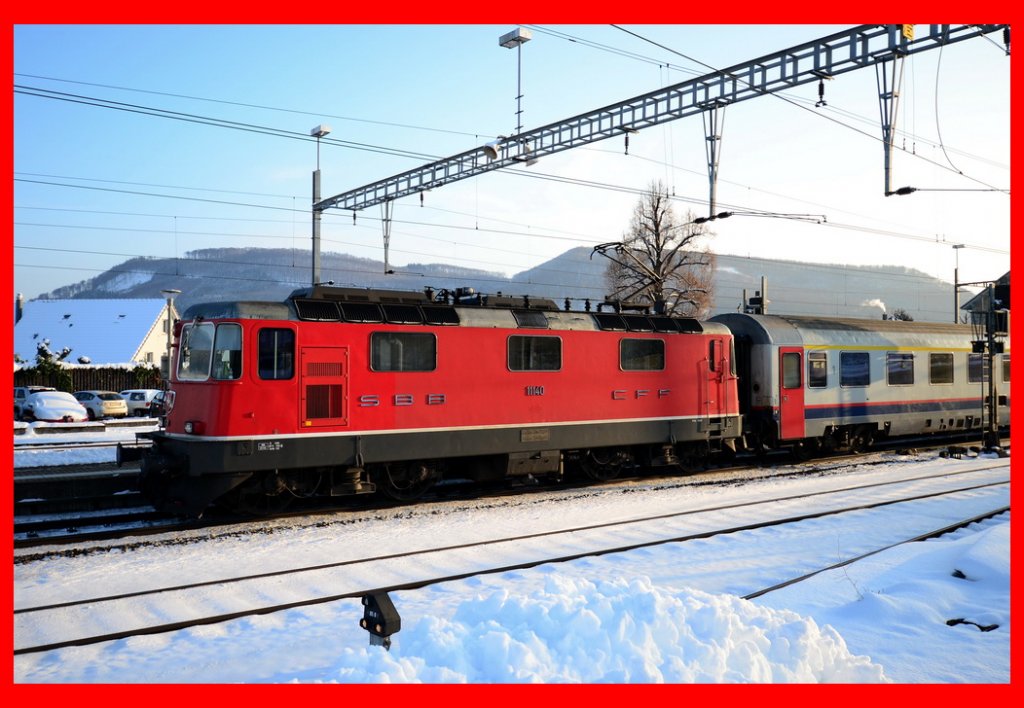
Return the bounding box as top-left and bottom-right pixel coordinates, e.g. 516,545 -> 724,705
14,298 -> 178,369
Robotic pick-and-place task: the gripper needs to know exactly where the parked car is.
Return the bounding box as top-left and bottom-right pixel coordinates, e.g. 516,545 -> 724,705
120,389 -> 162,417
151,390 -> 173,419
15,386 -> 56,420
19,391 -> 89,423
73,390 -> 129,420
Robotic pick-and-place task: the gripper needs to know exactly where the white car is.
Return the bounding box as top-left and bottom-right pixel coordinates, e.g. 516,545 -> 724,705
120,389 -> 162,417
73,390 -> 129,420
15,385 -> 56,419
19,391 -> 89,423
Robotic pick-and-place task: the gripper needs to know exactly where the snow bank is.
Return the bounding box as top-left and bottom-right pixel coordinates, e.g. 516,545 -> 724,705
325,574 -> 887,683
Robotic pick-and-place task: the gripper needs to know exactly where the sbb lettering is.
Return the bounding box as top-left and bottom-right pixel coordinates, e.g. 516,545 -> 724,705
359,394 -> 447,407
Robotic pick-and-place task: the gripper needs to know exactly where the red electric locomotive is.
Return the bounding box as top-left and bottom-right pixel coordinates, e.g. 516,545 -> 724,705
136,285 -> 742,515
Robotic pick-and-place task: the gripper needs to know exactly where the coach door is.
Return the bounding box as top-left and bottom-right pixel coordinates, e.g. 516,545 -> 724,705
778,347 -> 804,440
300,346 -> 349,428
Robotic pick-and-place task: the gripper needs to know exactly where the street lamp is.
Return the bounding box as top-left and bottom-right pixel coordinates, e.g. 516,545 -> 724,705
952,244 -> 965,323
310,124 -> 331,286
499,27 -> 532,136
160,288 -> 181,384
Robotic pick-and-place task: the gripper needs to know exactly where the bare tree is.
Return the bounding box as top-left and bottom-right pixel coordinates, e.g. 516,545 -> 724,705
598,180 -> 715,317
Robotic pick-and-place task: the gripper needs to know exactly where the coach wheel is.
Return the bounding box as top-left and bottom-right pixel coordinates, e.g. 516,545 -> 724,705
377,461 -> 438,501
849,427 -> 873,454
581,448 -> 630,481
790,438 -> 819,461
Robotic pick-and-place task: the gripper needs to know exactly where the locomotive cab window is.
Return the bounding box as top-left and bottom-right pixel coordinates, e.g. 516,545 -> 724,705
1003,355 -> 1011,382
371,332 -> 436,372
886,352 -> 914,386
929,353 -> 954,385
840,351 -> 870,387
178,322 -> 215,381
620,338 -> 665,371
258,328 -> 295,380
508,335 -> 561,372
808,352 -> 827,388
211,324 -> 242,380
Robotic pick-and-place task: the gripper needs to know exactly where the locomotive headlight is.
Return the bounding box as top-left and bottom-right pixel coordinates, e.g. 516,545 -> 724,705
184,420 -> 204,435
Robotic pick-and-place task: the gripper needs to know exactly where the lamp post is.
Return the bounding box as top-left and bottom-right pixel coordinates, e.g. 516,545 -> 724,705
310,124 -> 331,286
160,288 -> 181,384
952,244 -> 965,323
499,27 -> 532,136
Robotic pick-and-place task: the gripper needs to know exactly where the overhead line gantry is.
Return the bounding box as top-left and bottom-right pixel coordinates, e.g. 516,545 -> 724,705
311,24 -> 1008,283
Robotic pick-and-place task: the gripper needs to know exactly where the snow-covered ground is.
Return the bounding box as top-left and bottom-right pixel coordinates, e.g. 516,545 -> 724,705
11,428 -> 1011,684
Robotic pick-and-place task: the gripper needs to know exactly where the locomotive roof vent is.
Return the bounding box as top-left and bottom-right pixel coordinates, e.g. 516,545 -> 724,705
512,310 -> 549,329
294,299 -> 342,322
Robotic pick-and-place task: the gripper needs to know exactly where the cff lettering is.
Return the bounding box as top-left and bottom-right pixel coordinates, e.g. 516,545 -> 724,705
611,389 -> 670,400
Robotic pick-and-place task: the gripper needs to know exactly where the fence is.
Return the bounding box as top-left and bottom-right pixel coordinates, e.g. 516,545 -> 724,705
14,366 -> 163,393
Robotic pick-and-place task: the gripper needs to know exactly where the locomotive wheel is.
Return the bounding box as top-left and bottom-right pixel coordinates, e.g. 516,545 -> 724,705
580,448 -> 629,481
677,442 -> 710,473
376,461 -> 438,501
223,473 -> 293,516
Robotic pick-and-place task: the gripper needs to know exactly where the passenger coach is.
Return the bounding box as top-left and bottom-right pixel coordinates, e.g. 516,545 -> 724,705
139,286 -> 742,514
711,313 -> 1010,457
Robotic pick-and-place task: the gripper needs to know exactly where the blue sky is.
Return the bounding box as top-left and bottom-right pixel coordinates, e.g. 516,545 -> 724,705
12,24 -> 1011,301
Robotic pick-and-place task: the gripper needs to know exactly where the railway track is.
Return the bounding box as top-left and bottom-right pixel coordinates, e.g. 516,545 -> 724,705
12,439 -> 1005,548
13,461 -> 1010,655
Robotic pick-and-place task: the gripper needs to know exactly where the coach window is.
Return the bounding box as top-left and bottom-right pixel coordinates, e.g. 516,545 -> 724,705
210,324 -> 242,380
840,351 -> 870,387
1003,355 -> 1011,382
621,338 -> 665,371
371,332 -> 436,372
508,335 -> 561,371
258,328 -> 295,380
968,353 -> 990,384
808,351 -> 827,388
886,352 -> 914,386
929,353 -> 954,385
178,322 -> 215,381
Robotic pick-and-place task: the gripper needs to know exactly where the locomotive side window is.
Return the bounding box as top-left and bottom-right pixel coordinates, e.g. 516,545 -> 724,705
708,341 -> 717,372
371,332 -> 436,372
1002,355 -> 1011,382
840,352 -> 870,387
929,353 -> 954,385
808,351 -> 827,388
781,352 -> 801,389
968,353 -> 990,383
258,328 -> 295,380
178,322 -> 215,381
620,338 -> 665,371
508,335 -> 561,372
886,352 -> 914,386
211,324 -> 242,380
